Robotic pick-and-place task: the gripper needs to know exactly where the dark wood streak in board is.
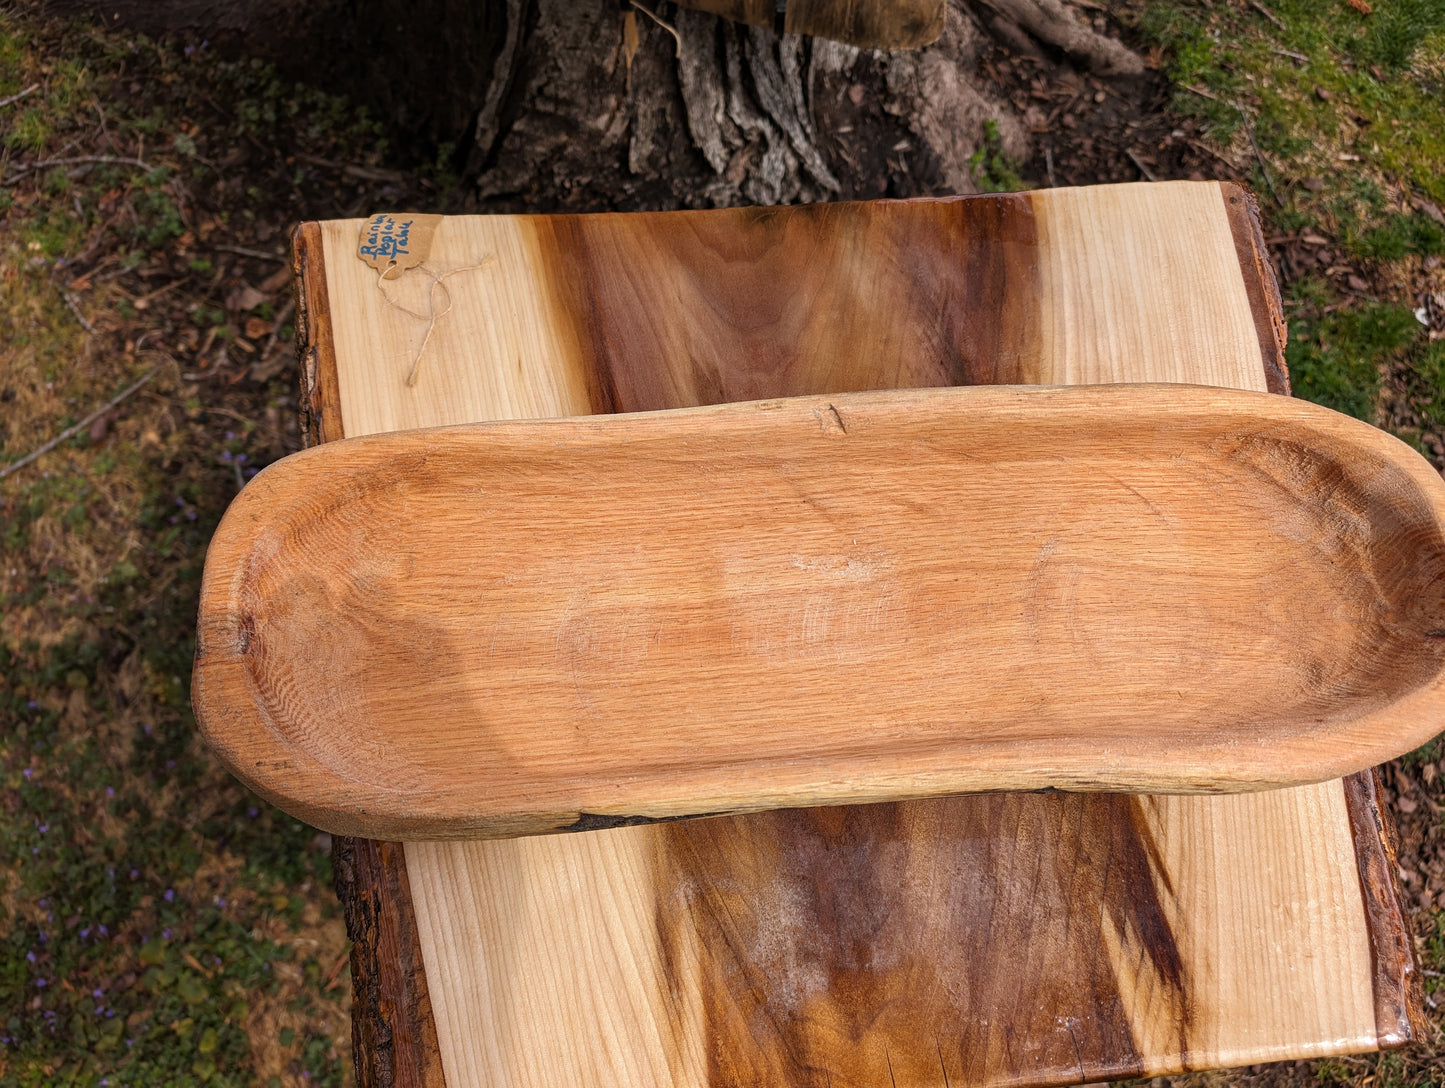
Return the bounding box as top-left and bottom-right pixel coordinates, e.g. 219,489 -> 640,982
532,195 -> 1043,413
532,198 -> 1197,1083
294,227 -> 443,1088
655,796 -> 1189,1087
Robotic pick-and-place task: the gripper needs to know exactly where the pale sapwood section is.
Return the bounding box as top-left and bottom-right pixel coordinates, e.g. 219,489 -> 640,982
318,216 -> 594,436
301,182 -> 1404,1087
1031,181 -> 1267,389
407,833 -> 706,1088
1113,788 -> 1376,1073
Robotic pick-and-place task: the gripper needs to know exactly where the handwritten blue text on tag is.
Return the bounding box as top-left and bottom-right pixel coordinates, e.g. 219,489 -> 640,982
359,214 -> 414,263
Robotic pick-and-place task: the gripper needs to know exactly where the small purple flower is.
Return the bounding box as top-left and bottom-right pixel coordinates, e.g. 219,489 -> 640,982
163,888 -> 174,902
80,928 -> 90,939
98,924 -> 109,936
92,988 -> 103,999
34,978 -> 46,988
26,701 -> 35,709
161,928 -> 172,940
25,951 -> 34,963
130,869 -> 139,879
106,786 -> 114,796
215,896 -> 228,908
247,806 -> 259,818
175,496 -> 186,507
22,768 -> 32,778
36,823 -> 47,834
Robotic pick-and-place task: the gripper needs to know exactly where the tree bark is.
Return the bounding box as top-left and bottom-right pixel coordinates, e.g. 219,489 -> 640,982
475,0 -> 1038,211
50,0 -> 1144,205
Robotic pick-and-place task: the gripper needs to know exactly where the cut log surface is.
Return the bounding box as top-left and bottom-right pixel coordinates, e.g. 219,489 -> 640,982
674,0 -> 947,49
285,182 -> 1426,1087
196,384 -> 1445,840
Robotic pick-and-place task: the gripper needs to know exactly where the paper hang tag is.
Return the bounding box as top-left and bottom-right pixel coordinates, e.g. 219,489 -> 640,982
357,212 -> 442,279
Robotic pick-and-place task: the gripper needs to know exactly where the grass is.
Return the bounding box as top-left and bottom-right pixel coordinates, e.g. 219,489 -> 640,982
1131,0 -> 1445,466
970,119 -> 1028,192
0,8 -> 430,1084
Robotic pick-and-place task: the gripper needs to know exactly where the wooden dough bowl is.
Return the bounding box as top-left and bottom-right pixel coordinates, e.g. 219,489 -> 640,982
193,383 -> 1445,840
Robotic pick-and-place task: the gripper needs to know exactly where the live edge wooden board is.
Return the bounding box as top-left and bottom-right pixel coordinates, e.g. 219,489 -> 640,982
195,384 -> 1445,840
282,182 -> 1427,1088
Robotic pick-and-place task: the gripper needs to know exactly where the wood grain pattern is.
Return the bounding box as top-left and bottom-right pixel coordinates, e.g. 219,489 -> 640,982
674,0 -> 774,31
672,0 -> 947,48
1031,183 -> 1265,388
292,182 -> 1424,1087
784,0 -> 945,48
196,384 -> 1445,839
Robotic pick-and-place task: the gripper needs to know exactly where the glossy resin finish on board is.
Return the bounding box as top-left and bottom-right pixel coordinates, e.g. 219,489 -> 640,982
194,383 -> 1445,840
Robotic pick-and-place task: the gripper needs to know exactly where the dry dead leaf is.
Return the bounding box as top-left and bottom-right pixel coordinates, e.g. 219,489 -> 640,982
622,10 -> 639,90
226,284 -> 267,312
260,265 -> 292,294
